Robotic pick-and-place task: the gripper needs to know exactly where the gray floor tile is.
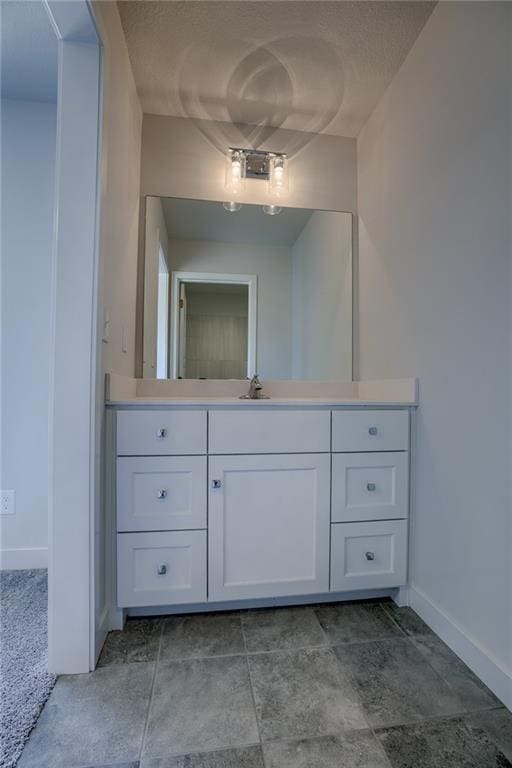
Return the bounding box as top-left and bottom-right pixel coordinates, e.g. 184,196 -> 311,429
466,709 -> 512,761
17,664 -> 155,768
377,716 -> 512,767
315,602 -> 404,644
413,635 -> 501,711
84,763 -> 139,768
140,745 -> 265,767
263,730 -> 391,768
159,612 -> 245,660
241,606 -> 327,652
143,655 -> 259,758
247,647 -> 367,741
98,619 -> 163,667
380,602 -> 434,637
334,638 -> 463,728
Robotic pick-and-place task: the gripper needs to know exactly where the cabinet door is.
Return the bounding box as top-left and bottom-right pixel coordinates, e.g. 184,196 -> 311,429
208,454 -> 330,601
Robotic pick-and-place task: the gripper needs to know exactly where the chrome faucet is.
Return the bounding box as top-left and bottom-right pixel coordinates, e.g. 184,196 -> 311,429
239,373 -> 269,399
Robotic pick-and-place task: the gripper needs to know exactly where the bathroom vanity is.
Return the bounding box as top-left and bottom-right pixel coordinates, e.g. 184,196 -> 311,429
108,379 -> 416,615
106,195 -> 417,619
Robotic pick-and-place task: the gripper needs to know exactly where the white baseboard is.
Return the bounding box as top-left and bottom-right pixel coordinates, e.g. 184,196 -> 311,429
410,585 -> 512,710
0,546 -> 48,570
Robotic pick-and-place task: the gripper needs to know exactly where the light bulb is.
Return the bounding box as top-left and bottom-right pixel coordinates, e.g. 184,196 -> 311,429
269,155 -> 288,199
223,201 -> 242,212
262,204 -> 282,216
225,149 -> 246,196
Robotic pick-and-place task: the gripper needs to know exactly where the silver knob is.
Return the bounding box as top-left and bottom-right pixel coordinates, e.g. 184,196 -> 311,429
212,479 -> 222,489
156,489 -> 167,499
156,427 -> 167,438
157,564 -> 167,575
368,427 -> 378,436
366,483 -> 376,492
365,551 -> 375,561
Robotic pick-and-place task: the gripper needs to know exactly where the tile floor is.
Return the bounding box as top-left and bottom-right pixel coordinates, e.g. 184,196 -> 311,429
17,600 -> 512,768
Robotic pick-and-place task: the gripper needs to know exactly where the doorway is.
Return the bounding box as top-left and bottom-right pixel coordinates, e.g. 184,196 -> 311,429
171,272 -> 257,379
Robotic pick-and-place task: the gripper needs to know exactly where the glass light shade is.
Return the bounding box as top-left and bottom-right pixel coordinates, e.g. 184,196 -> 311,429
223,201 -> 242,212
225,149 -> 246,196
262,204 -> 282,216
269,154 -> 288,199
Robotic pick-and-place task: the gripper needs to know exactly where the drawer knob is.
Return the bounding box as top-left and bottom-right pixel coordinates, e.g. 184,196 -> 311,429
156,489 -> 167,499
368,427 -> 378,436
157,564 -> 167,575
365,551 -> 375,561
212,479 -> 222,489
366,483 -> 376,492
156,428 -> 167,438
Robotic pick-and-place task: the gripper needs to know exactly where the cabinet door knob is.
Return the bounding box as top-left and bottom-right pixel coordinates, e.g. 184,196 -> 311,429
156,489 -> 167,499
212,479 -> 222,489
156,428 -> 167,438
368,426 -> 378,436
366,483 -> 376,492
157,564 -> 167,575
365,551 -> 375,561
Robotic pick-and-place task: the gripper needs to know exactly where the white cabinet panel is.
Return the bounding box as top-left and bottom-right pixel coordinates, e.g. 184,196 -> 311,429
208,410 -> 330,454
208,454 -> 330,600
331,452 -> 408,523
117,530 -> 206,607
117,456 -> 207,532
330,520 -> 407,591
332,410 -> 409,453
117,410 -> 206,456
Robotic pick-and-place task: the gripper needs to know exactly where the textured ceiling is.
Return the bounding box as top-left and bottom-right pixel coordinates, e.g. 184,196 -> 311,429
118,1 -> 435,138
1,1 -> 58,102
160,196 -> 314,247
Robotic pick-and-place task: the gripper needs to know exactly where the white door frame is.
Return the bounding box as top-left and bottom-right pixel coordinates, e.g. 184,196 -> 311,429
170,271 -> 257,379
45,1 -> 103,674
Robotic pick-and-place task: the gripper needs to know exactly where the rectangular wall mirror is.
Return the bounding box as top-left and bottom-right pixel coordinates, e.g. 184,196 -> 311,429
142,196 -> 353,381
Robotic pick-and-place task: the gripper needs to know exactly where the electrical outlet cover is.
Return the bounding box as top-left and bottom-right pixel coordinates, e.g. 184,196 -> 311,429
0,490 -> 15,515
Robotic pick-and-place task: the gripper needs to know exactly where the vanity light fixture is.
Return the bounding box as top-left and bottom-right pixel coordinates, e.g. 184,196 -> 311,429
223,201 -> 242,212
225,147 -> 288,199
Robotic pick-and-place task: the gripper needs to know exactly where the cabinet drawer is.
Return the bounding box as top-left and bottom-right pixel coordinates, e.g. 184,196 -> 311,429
117,410 -> 206,456
209,410 -> 330,454
332,410 -> 409,453
117,530 -> 206,607
330,520 -> 407,591
331,452 -> 408,523
117,456 -> 207,532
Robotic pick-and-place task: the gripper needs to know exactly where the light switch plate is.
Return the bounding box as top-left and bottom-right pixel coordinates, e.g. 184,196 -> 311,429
0,490 -> 15,515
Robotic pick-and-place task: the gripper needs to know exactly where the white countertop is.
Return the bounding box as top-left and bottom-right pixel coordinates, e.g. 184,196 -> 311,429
105,374 -> 419,408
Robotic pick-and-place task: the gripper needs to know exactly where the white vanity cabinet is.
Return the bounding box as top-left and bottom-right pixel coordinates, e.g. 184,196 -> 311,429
113,405 -> 411,611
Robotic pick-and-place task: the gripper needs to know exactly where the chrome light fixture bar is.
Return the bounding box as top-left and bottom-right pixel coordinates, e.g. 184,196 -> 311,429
224,148 -> 289,214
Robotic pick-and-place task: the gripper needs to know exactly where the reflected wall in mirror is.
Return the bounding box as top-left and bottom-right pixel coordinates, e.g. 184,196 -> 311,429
142,196 -> 352,381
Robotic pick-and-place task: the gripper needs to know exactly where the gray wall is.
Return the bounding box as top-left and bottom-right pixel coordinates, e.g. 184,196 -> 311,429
140,114 -> 358,214
357,2 -> 511,699
292,211 -> 352,380
1,99 -> 56,567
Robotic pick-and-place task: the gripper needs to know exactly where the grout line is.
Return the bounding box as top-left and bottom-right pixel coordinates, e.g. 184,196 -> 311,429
243,632 -> 268,768
140,741 -> 263,763
138,621 -> 165,762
